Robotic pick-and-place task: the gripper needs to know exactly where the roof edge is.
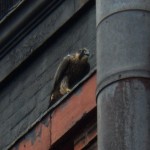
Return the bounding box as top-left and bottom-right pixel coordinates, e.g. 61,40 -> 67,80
0,0 -> 64,59
7,68 -> 96,150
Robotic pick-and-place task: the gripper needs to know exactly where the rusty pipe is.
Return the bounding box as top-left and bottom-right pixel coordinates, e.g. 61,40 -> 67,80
96,0 -> 150,149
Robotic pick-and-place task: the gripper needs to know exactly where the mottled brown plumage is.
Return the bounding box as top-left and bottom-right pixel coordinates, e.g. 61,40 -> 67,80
50,48 -> 90,102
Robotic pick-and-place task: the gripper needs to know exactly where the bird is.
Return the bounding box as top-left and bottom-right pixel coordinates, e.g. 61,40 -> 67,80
50,48 -> 90,103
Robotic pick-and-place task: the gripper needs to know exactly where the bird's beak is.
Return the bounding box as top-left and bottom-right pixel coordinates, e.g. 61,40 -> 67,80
85,50 -> 90,56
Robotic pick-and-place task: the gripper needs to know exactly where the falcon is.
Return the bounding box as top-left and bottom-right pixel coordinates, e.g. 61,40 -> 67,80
50,48 -> 90,102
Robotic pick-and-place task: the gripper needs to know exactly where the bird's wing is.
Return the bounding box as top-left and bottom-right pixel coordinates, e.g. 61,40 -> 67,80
53,55 -> 70,89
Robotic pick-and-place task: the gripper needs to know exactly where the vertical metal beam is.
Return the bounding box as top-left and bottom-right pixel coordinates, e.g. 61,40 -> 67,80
96,0 -> 150,150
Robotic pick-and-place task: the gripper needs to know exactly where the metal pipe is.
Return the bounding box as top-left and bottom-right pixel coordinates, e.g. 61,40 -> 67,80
96,0 -> 150,149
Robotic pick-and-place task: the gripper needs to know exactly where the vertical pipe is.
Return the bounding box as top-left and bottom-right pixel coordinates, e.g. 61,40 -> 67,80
96,0 -> 150,150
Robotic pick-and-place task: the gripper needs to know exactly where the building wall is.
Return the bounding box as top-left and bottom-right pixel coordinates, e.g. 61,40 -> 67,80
0,0 -> 96,149
10,74 -> 97,150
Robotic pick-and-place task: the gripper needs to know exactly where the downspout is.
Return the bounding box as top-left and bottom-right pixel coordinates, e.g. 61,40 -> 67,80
96,0 -> 150,150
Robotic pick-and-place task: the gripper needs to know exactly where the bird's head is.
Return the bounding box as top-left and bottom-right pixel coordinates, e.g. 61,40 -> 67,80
75,48 -> 90,61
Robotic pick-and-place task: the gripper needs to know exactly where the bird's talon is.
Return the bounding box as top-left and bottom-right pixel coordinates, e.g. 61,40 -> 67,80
50,94 -> 54,100
66,88 -> 71,93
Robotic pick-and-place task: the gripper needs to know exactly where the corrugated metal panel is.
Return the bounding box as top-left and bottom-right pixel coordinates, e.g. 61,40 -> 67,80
9,73 -> 96,150
0,0 -> 23,20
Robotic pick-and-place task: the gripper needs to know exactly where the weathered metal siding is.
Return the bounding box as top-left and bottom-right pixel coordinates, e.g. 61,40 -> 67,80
0,0 -> 23,20
11,116 -> 51,150
96,0 -> 150,149
97,78 -> 150,150
10,74 -> 96,150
